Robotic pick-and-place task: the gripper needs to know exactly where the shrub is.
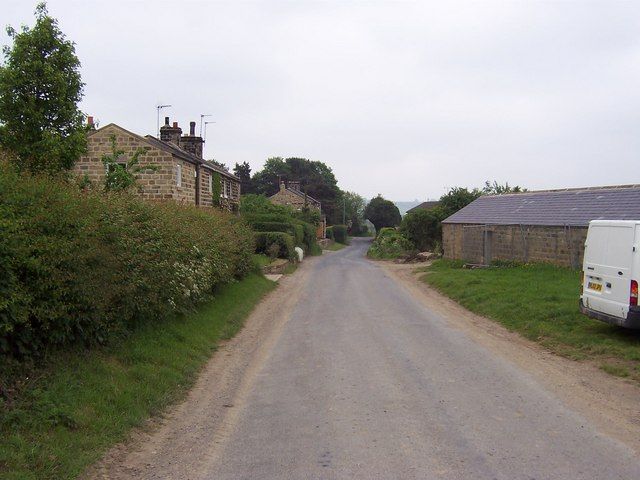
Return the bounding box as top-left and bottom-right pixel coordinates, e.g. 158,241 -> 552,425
367,229 -> 414,259
244,212 -> 317,254
0,162 -> 254,361
325,226 -> 334,240
332,224 -> 348,244
254,232 -> 295,260
400,209 -> 442,251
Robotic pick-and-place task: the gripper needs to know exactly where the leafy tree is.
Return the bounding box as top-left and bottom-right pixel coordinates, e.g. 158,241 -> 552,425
251,156 -> 341,222
364,194 -> 401,233
340,191 -> 367,234
233,161 -> 254,194
400,209 -> 442,251
0,3 -> 86,173
102,135 -> 156,192
239,193 -> 291,216
438,187 -> 482,219
482,180 -> 526,195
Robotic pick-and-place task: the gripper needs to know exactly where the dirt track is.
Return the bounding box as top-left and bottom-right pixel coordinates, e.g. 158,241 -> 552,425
86,238 -> 640,479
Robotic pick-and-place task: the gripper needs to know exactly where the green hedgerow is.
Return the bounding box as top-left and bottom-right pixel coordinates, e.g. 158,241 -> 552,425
0,161 -> 254,361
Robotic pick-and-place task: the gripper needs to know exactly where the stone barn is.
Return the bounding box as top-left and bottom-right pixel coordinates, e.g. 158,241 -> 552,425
442,185 -> 640,268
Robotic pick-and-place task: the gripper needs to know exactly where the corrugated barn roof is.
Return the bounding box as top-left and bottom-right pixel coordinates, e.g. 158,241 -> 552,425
442,185 -> 640,227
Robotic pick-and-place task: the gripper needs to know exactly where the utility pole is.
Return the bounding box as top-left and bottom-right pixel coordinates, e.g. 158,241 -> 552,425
343,196 -> 346,225
200,114 -> 212,137
156,104 -> 171,138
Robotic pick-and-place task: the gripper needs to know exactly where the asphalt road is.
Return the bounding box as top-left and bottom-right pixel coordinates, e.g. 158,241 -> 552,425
204,238 -> 640,479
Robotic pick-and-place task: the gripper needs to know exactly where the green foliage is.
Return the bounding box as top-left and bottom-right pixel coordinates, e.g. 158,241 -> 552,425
340,191 -> 367,234
0,162 -> 254,361
210,171 -> 221,206
482,180 -> 527,195
251,156 -> 341,223
240,193 -> 292,216
292,205 -> 321,226
325,226 -> 334,240
241,195 -> 318,253
438,187 -> 482,219
364,194 -> 402,232
0,3 -> 87,173
233,161 -> 254,194
0,274 -> 274,480
367,228 -> 414,259
332,224 -> 348,244
101,134 -> 156,191
400,209 -> 442,251
254,232 -> 296,260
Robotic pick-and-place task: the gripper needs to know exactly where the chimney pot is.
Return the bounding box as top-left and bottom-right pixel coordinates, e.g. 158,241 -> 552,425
164,116 -> 169,125
173,122 -> 178,128
87,116 -> 94,126
189,121 -> 196,136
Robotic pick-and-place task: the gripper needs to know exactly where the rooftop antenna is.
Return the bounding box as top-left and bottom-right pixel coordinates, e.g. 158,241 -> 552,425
156,104 -> 171,138
200,114 -> 212,137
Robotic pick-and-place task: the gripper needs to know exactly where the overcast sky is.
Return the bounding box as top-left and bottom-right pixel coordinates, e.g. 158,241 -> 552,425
3,1 -> 640,200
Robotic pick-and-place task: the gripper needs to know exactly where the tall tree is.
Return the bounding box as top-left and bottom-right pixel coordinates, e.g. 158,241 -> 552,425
0,3 -> 86,173
340,191 -> 367,233
364,194 -> 402,233
233,161 -> 254,194
251,157 -> 341,222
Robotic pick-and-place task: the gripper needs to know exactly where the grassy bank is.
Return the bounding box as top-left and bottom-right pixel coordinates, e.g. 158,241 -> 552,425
421,260 -> 640,380
323,241 -> 347,252
0,274 -> 275,480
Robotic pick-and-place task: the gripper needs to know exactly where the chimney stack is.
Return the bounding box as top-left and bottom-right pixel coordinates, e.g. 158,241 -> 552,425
160,117 -> 182,145
87,116 -> 95,129
180,120 -> 204,159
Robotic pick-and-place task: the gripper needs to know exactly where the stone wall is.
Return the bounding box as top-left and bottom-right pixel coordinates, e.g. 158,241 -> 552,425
442,223 -> 587,268
75,125 -> 190,203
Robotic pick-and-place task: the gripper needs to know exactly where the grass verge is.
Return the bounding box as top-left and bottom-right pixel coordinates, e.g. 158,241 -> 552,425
323,242 -> 347,252
421,260 -> 640,380
0,274 -> 275,480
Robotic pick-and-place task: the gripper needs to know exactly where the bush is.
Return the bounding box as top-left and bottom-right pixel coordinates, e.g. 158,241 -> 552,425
367,229 -> 414,259
0,162 -> 254,361
400,209 -> 442,251
332,224 -> 348,244
325,226 -> 334,240
254,232 -> 296,260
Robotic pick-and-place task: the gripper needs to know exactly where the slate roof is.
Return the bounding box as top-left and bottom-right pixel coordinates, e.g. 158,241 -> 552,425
442,185 -> 640,227
145,135 -> 239,180
284,187 -> 320,205
407,200 -> 440,214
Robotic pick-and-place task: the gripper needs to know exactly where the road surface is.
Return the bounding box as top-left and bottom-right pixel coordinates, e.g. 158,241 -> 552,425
93,238 -> 640,479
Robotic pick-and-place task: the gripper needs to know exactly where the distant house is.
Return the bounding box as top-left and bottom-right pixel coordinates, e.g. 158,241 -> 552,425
74,118 -> 240,210
442,185 -> 640,268
407,200 -> 441,215
269,180 -> 326,238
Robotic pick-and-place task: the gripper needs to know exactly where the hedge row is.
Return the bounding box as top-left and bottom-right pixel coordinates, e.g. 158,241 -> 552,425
245,213 -> 316,254
254,232 -> 296,260
0,163 -> 254,359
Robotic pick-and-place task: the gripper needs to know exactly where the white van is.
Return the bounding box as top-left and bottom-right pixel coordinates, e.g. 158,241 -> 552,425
580,220 -> 640,329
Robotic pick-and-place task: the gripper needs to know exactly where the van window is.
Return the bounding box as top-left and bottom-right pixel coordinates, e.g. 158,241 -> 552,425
584,225 -> 634,269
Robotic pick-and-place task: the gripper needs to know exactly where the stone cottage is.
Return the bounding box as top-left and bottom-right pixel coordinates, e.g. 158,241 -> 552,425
442,185 -> 640,268
74,118 -> 240,210
269,180 -> 326,238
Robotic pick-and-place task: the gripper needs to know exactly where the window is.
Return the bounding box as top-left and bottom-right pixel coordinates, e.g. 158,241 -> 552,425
176,164 -> 182,187
208,174 -> 213,193
225,179 -> 231,198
